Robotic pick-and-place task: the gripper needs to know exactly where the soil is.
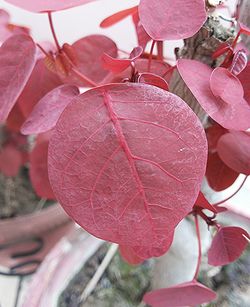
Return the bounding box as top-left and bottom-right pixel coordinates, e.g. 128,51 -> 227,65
58,244 -> 153,307
0,166 -> 52,219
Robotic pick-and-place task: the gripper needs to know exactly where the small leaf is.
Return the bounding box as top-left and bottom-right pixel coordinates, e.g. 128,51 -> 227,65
230,50 -> 248,76
48,83 -> 207,258
4,0 -> 98,13
177,59 -> 250,131
143,281 -> 216,307
209,67 -> 244,105
139,0 -> 207,40
217,131 -> 250,175
0,34 -> 36,122
208,226 -> 249,266
119,245 -> 144,265
194,192 -> 217,213
21,85 -> 79,135
0,145 -> 22,177
100,6 -> 137,28
138,73 -> 169,90
30,139 -> 55,200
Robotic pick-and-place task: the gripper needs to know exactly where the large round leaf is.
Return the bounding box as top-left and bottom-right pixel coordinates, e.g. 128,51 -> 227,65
48,83 -> 207,257
4,0 -> 97,13
139,0 -> 206,40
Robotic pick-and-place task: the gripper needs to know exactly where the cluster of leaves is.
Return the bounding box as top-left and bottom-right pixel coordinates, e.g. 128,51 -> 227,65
0,0 -> 249,306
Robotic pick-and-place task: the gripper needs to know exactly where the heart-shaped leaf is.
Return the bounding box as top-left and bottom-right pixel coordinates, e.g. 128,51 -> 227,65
21,85 -> 79,135
208,226 -> 249,266
4,0 -> 98,13
217,131 -> 250,175
0,34 -> 36,122
139,0 -> 207,40
210,67 -> 244,105
177,59 -> 250,131
48,83 -> 207,258
143,281 -> 216,307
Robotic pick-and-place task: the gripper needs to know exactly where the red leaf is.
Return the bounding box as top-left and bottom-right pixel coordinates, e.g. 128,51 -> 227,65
138,73 -> 169,91
210,67 -> 244,105
17,58 -> 62,118
102,46 -> 143,74
239,22 -> 250,36
21,85 -> 79,135
217,131 -> 250,175
194,192 -> 217,213
206,151 -> 239,191
61,35 -> 117,86
238,61 -> 250,104
30,140 -> 55,200
0,145 -> 22,177
143,281 -> 216,307
48,83 -> 207,258
230,50 -> 248,76
4,0 -> 98,13
138,0 -> 206,40
132,11 -> 151,49
177,59 -> 250,131
206,123 -> 228,151
0,34 -> 36,122
119,245 -> 144,265
100,6 -> 138,28
208,226 -> 249,266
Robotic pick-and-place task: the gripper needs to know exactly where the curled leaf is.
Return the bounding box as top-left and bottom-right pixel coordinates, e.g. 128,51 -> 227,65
138,73 -> 169,90
230,50 -> 248,76
143,281 -> 216,307
48,83 -> 207,258
100,6 -> 137,28
208,226 -> 249,266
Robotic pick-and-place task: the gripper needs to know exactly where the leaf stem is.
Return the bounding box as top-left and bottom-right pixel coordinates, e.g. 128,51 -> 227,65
156,41 -> 164,61
147,40 -> 156,72
213,175 -> 248,206
193,214 -> 202,280
48,12 -> 61,51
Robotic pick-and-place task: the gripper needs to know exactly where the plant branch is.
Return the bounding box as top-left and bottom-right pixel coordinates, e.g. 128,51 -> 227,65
48,12 -> 61,51
79,243 -> 118,303
193,214 -> 202,280
213,175 -> 248,206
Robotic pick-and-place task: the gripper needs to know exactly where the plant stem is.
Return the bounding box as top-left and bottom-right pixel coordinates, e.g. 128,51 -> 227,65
48,12 -> 61,51
193,214 -> 202,281
213,175 -> 248,206
79,243 -> 118,303
156,41 -> 164,61
36,43 -> 51,58
147,40 -> 156,72
71,67 -> 98,87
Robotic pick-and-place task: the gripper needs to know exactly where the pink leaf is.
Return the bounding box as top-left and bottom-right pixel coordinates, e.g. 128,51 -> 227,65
48,83 -> 207,257
194,192 -> 217,213
208,226 -> 249,266
30,140 -> 55,200
230,50 -> 248,76
119,245 -> 144,265
17,58 -> 62,118
132,10 -> 151,49
177,59 -> 250,131
61,35 -> 117,86
0,34 -> 36,122
138,0 -> 206,40
217,131 -> 250,175
4,0 -> 98,13
143,281 -> 216,307
100,6 -> 137,28
21,85 -> 79,135
0,145 -> 22,177
238,61 -> 250,104
138,73 -> 169,90
102,46 -> 143,74
209,67 -> 244,105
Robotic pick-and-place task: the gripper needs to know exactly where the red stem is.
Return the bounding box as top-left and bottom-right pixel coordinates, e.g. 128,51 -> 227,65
147,40 -> 156,72
193,214 -> 202,281
156,41 -> 164,61
213,175 -> 248,206
48,12 -> 61,51
36,43 -> 51,58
